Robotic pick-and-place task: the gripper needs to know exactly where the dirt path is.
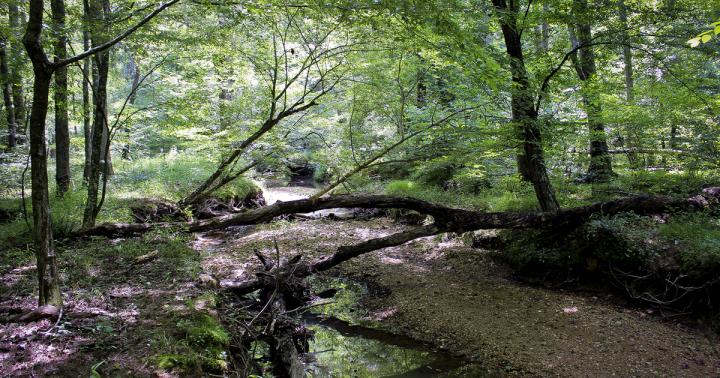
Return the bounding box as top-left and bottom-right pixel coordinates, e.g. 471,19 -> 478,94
202,205 -> 720,377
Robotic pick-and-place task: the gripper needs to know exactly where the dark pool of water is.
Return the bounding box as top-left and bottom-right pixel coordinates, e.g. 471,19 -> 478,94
302,277 -> 483,377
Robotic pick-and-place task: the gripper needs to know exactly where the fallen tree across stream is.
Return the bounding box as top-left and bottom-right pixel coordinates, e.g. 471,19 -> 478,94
81,187 -> 720,239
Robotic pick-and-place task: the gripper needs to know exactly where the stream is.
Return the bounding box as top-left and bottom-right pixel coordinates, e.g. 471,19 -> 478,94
302,278 -> 473,377
226,183 -> 477,376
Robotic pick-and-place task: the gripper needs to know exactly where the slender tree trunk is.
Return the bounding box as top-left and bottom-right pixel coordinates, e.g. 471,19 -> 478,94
52,0 -> 70,196
492,0 -> 560,212
83,0 -> 110,229
122,53 -> 140,160
23,0 -> 63,308
8,0 -> 26,135
82,1 -> 92,182
617,0 -> 640,168
569,0 -> 614,182
0,39 -> 17,149
536,2 -> 549,53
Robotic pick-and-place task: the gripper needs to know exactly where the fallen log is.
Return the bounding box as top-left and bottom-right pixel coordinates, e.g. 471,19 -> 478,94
79,187 -> 720,239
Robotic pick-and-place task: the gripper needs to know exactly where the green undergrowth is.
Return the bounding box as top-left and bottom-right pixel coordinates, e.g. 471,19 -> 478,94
496,211 -> 720,328
154,293 -> 231,375
0,152 -> 262,250
55,230 -> 200,291
114,153 -> 261,202
379,169 -> 720,212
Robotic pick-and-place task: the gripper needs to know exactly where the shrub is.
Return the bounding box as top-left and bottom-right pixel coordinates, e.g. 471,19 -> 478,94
410,159 -> 457,187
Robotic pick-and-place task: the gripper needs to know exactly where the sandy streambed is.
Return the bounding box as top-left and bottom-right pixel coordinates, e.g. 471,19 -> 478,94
200,206 -> 720,377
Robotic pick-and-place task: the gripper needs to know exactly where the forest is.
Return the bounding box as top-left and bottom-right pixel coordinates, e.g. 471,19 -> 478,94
1,0 -> 719,376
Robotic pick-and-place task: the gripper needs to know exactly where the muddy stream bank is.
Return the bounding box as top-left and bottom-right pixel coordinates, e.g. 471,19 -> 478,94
197,185 -> 720,377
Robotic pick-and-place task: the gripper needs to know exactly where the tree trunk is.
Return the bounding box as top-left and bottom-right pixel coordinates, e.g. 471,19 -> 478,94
52,0 -> 71,196
491,0 -> 560,212
82,0 -> 92,182
83,0 -> 110,229
570,0 -> 614,183
0,39 -> 17,149
536,2 -> 549,53
23,0 -> 63,308
8,0 -> 26,134
121,53 -> 140,160
617,0 -> 640,168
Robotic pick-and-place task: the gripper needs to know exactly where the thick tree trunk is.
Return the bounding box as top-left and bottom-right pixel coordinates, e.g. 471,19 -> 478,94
52,0 -> 71,196
491,0 -> 560,211
8,0 -> 26,134
83,0 -> 110,229
0,39 -> 16,149
23,0 -> 63,308
570,0 -> 614,182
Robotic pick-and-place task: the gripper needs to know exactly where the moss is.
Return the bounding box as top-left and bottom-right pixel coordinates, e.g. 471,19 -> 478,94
210,176 -> 261,202
180,313 -> 230,347
156,353 -> 200,370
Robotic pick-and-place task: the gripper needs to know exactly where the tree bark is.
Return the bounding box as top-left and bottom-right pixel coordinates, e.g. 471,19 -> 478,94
79,188 -> 720,240
617,0 -> 640,168
569,0 -> 614,182
52,0 -> 71,196
0,38 -> 17,149
491,0 -> 560,212
121,52 -> 140,160
83,0 -> 110,229
82,0 -> 92,182
8,0 -> 26,134
23,0 -> 63,308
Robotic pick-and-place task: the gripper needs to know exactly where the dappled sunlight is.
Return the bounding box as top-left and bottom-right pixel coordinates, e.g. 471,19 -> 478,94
0,264 -> 35,287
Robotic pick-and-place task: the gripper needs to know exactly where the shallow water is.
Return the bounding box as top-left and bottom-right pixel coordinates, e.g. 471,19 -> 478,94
303,278 -> 474,377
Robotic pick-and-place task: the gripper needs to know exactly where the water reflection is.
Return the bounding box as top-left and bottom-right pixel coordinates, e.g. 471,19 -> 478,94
307,326 -> 432,377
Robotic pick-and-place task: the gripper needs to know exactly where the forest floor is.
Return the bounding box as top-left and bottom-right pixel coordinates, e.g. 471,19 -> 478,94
1,185 -> 720,376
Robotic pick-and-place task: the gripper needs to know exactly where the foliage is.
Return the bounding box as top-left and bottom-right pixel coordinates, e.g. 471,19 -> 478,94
688,20 -> 720,47
659,213 -> 720,273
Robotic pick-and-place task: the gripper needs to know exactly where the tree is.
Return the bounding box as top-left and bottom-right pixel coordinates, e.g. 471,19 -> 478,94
180,11 -> 352,207
0,37 -> 16,149
82,0 -> 111,229
491,0 -> 560,212
52,0 -> 71,195
569,0 -> 614,182
22,0 -> 179,308
8,0 -> 26,135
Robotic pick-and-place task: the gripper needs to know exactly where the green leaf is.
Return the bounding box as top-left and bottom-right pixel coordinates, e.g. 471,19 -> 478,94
715,25 -> 720,35
701,34 -> 712,43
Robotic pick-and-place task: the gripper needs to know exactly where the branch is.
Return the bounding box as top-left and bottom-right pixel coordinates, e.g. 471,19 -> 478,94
55,0 -> 180,68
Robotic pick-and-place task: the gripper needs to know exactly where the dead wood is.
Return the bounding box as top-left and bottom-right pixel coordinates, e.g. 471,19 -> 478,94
2,305 -> 59,323
79,187 -> 720,239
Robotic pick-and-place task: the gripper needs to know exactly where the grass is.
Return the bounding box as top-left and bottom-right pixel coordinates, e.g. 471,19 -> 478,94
0,151 -> 261,250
